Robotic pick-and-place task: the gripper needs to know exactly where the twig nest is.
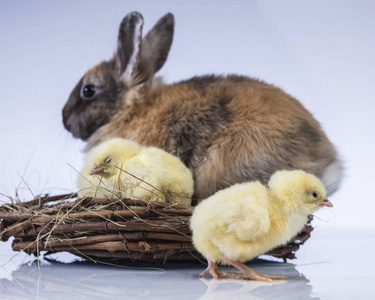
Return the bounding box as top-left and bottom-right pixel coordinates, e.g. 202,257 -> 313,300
0,194 -> 313,264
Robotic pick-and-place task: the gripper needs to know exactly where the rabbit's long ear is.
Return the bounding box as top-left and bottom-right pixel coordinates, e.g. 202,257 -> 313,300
116,12 -> 144,84
140,13 -> 174,77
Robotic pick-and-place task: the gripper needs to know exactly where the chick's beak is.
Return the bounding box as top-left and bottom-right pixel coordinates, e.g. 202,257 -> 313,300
319,197 -> 333,207
89,163 -> 105,175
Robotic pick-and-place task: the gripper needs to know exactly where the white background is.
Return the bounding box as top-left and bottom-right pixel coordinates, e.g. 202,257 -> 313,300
0,1 -> 374,230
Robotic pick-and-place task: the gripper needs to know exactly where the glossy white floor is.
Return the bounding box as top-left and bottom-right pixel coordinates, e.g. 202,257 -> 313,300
0,228 -> 373,299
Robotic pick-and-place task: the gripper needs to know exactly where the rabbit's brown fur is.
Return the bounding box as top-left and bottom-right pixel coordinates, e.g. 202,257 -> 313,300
63,12 -> 343,201
86,75 -> 340,200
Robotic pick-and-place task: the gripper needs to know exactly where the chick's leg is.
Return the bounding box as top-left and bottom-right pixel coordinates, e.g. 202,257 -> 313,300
200,260 -> 244,279
225,257 -> 287,282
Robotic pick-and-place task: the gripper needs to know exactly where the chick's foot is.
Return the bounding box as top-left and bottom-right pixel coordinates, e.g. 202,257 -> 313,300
200,260 -> 244,279
226,257 -> 287,282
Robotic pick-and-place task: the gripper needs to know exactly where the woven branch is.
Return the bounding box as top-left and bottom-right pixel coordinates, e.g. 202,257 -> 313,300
0,194 -> 314,264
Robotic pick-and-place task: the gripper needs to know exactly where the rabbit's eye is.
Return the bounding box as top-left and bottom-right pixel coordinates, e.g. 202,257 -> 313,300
82,85 -> 96,99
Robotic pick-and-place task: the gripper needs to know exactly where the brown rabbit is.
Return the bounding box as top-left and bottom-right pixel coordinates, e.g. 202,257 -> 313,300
63,12 -> 343,201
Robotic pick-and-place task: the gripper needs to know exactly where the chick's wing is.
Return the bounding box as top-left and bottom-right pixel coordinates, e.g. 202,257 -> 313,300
222,197 -> 271,242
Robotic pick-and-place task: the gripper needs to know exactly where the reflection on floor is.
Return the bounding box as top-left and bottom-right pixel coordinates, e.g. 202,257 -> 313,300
0,257 -> 316,300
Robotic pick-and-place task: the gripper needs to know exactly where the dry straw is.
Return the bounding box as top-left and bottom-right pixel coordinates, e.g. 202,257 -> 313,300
0,192 -> 313,264
0,169 -> 313,264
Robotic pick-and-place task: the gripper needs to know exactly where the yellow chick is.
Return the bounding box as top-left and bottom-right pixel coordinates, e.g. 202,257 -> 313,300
190,170 -> 333,281
78,138 -> 194,205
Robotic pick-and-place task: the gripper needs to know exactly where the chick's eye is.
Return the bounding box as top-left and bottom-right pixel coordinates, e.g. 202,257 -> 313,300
104,157 -> 111,164
312,192 -> 318,198
82,85 -> 96,99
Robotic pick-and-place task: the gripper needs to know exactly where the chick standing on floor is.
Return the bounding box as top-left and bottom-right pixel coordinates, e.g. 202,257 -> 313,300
190,170 -> 333,281
78,138 -> 194,205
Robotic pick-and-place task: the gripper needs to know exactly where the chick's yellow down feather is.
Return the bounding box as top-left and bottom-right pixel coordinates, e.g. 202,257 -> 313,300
78,138 -> 194,205
190,170 -> 333,281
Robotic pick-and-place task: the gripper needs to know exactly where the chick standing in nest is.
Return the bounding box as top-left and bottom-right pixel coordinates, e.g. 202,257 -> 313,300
190,170 -> 333,281
78,138 -> 194,205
